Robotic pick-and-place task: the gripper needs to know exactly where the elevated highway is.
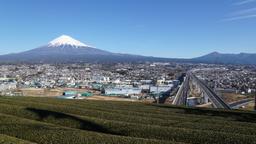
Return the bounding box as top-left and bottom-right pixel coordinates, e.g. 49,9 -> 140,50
172,74 -> 190,105
190,73 -> 231,109
173,72 -> 231,109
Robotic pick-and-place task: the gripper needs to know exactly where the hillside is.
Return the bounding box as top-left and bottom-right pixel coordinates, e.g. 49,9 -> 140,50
0,96 -> 256,144
192,52 -> 256,65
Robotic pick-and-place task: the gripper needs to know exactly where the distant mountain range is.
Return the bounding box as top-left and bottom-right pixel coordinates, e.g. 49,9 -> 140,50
192,52 -> 256,65
0,35 -> 255,65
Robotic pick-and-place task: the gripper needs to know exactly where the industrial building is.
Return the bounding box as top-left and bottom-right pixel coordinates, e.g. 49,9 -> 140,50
104,88 -> 141,96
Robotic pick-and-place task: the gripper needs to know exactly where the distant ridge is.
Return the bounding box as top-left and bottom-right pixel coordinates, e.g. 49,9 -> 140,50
0,35 -> 255,65
191,52 -> 256,65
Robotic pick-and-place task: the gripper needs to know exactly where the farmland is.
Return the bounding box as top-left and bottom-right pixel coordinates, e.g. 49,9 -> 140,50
0,134 -> 35,144
0,96 -> 256,144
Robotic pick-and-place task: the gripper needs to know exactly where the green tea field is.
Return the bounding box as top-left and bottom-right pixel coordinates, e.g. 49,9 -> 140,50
0,96 -> 256,144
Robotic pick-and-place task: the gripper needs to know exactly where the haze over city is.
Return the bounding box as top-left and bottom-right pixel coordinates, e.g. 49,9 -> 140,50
0,0 -> 256,58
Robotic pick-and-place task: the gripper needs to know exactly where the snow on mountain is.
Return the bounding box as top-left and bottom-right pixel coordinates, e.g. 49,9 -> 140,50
48,35 -> 92,48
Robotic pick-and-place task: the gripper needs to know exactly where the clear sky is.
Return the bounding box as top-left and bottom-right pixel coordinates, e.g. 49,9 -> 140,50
0,0 -> 256,58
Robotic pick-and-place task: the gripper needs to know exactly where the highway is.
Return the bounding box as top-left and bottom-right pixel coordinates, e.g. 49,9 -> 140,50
190,73 -> 231,109
173,72 -> 231,109
172,74 -> 190,105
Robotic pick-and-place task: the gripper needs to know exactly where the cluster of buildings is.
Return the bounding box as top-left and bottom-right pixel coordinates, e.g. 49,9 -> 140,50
193,65 -> 256,95
0,78 -> 17,91
103,79 -> 179,97
1,62 -> 254,100
0,63 -> 183,99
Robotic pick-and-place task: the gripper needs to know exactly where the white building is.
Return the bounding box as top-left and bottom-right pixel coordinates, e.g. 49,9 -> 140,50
0,82 -> 17,91
105,88 -> 141,96
150,85 -> 172,94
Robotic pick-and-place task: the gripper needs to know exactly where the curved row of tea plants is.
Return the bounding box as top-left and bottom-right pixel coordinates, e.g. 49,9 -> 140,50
0,113 -> 174,144
0,134 -> 35,144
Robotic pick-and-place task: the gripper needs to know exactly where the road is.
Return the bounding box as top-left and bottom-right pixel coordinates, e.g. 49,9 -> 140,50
229,98 -> 254,109
173,72 -> 231,109
172,74 -> 190,105
190,73 -> 231,109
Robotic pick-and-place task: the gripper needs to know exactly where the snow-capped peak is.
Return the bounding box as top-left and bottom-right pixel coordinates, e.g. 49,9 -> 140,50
48,35 -> 90,48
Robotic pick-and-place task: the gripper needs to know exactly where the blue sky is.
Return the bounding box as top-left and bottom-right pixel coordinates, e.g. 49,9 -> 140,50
0,0 -> 256,58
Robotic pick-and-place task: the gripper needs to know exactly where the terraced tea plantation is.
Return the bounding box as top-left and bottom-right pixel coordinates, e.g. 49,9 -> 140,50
0,96 -> 256,144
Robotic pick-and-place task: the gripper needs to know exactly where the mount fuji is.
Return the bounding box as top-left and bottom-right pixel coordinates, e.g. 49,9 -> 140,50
20,35 -> 114,56
0,35 -> 169,63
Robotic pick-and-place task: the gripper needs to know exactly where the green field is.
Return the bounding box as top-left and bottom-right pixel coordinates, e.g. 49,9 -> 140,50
0,96 -> 256,144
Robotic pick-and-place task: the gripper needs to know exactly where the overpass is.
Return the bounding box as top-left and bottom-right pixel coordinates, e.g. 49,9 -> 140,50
190,73 -> 231,109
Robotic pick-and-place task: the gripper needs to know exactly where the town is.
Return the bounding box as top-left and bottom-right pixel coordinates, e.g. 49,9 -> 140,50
0,62 -> 255,110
